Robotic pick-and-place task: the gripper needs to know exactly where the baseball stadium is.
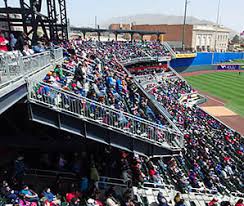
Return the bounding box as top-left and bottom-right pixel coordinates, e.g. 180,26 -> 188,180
0,1 -> 244,206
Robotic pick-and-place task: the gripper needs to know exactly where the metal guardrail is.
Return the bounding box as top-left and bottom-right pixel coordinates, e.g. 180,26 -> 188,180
52,47 -> 64,61
135,74 -> 155,83
0,48 -> 63,88
134,185 -> 244,206
27,81 -> 183,150
121,57 -> 158,65
114,57 -> 184,148
162,42 -> 177,58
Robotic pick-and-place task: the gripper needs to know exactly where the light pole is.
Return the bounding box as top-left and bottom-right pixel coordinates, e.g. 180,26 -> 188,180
214,0 -> 221,52
212,0 -> 221,64
95,16 -> 97,29
182,0 -> 189,51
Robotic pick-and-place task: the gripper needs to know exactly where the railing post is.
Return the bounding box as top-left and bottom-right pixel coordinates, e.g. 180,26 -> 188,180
50,47 -> 55,60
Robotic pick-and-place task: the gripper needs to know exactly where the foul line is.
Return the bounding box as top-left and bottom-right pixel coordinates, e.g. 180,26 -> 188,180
205,95 -> 225,106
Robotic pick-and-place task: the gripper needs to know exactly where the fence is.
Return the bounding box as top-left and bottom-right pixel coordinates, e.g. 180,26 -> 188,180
27,80 -> 183,149
0,48 -> 63,88
52,47 -> 64,62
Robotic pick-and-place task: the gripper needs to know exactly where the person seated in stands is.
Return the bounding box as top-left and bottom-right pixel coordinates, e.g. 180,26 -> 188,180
0,31 -> 8,52
105,190 -> 120,206
20,185 -> 39,204
174,193 -> 185,206
157,192 -> 169,206
69,198 -> 80,206
208,198 -> 219,206
22,43 -> 34,56
235,199 -> 244,206
42,188 -> 61,206
65,188 -> 81,203
0,180 -> 9,196
32,41 -> 45,53
4,185 -> 19,204
124,198 -> 135,206
220,201 -> 231,206
54,64 -> 64,79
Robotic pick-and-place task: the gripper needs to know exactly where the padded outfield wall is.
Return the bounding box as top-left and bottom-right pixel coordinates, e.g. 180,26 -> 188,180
170,52 -> 244,73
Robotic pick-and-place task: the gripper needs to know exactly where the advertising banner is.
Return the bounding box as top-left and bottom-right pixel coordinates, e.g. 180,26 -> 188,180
217,65 -> 240,70
175,53 -> 197,58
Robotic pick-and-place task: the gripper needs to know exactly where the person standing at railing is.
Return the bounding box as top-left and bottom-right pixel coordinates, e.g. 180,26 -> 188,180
0,31 -> 9,52
15,32 -> 26,52
9,33 -> 17,51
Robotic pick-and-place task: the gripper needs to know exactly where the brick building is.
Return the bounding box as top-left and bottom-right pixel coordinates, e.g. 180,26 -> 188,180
109,24 -> 131,30
131,24 -> 230,52
132,24 -> 193,49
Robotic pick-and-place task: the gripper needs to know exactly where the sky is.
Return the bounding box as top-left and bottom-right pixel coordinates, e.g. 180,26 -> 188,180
1,0 -> 244,32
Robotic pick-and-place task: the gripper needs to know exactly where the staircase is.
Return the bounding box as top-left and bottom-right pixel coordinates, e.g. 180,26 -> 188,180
162,42 -> 177,59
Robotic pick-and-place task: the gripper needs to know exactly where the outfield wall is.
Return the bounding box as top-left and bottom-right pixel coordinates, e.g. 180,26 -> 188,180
170,52 -> 244,73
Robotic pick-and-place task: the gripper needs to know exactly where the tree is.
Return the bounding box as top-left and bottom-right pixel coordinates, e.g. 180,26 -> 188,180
231,35 -> 240,44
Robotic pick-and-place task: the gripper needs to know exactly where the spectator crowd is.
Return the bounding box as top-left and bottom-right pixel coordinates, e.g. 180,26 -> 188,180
33,38 -> 244,194
0,36 -> 243,205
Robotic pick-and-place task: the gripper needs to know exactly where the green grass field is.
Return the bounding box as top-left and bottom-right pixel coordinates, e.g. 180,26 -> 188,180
222,59 -> 244,64
185,72 -> 244,116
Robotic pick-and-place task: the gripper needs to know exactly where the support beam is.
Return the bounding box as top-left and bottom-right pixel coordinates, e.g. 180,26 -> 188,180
58,0 -> 68,40
46,0 -> 58,41
0,0 -> 68,44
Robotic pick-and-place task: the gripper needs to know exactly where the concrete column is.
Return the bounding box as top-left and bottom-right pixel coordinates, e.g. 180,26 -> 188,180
140,34 -> 144,41
98,32 -> 101,41
157,34 -> 160,42
82,32 -> 86,39
130,33 -> 134,41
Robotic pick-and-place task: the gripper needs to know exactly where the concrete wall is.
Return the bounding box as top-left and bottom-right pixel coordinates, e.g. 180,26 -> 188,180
174,65 -> 215,73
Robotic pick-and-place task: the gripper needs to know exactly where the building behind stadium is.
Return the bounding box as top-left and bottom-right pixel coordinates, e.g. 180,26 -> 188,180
110,23 -> 230,52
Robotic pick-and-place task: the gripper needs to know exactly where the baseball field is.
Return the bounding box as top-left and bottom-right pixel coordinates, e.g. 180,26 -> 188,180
185,72 -> 244,117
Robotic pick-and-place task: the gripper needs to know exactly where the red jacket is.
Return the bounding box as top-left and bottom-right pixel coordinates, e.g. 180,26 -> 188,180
0,35 -> 8,51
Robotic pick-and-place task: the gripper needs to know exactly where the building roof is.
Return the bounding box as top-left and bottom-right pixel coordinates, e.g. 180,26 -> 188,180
70,26 -> 166,35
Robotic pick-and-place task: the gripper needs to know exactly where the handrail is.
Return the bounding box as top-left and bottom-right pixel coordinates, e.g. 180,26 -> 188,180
135,74 -> 155,83
134,185 -> 244,205
162,42 -> 177,58
114,57 -> 184,148
26,168 -> 77,177
0,48 -> 63,88
168,65 -> 187,82
0,51 -> 51,88
27,80 -> 182,149
121,57 -> 158,65
37,81 -> 177,132
134,77 -> 184,146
